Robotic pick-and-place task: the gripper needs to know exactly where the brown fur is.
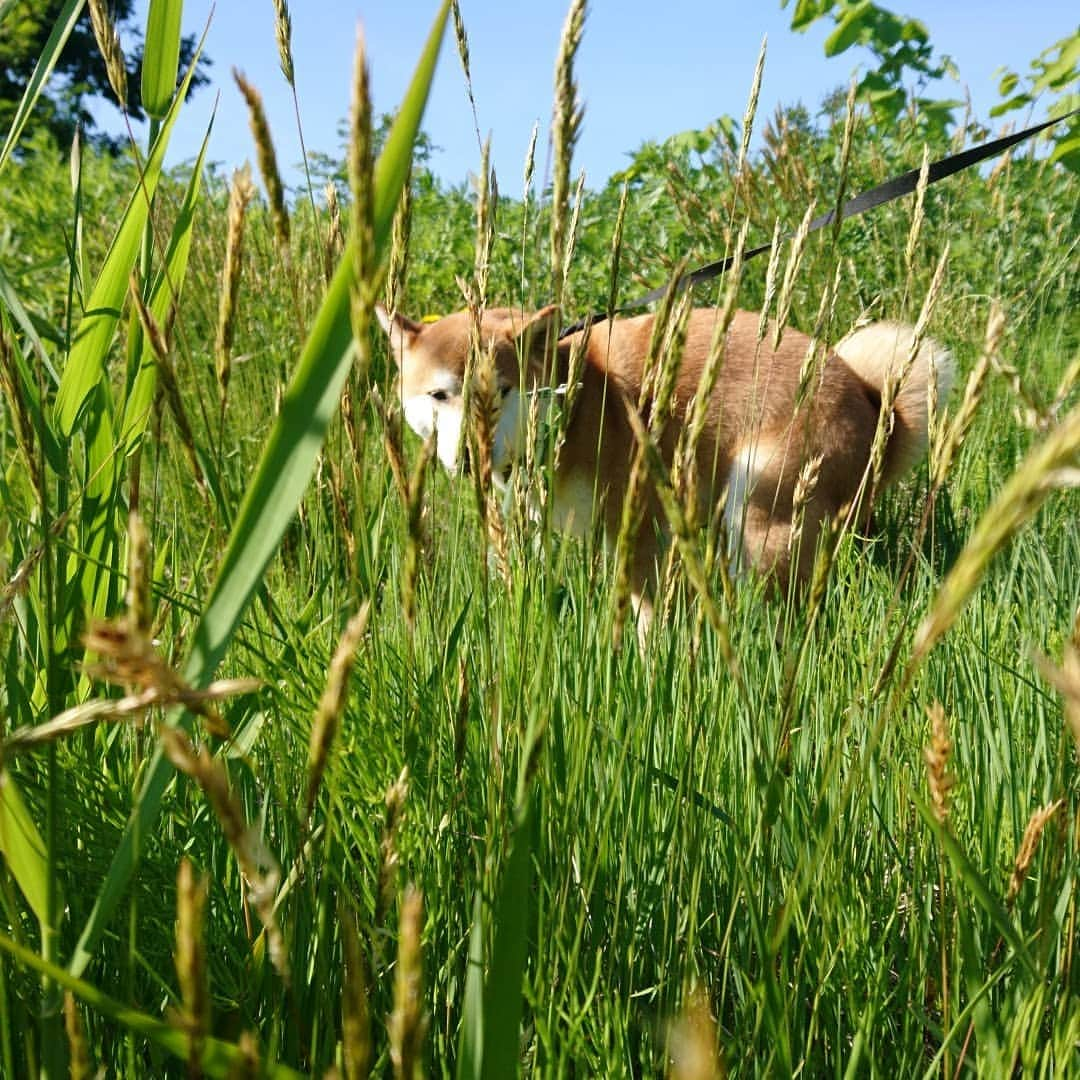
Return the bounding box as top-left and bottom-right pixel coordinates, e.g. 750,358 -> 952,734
379,305 -> 952,620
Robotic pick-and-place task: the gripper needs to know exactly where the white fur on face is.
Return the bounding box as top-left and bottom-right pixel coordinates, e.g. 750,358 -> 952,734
401,370 -> 464,471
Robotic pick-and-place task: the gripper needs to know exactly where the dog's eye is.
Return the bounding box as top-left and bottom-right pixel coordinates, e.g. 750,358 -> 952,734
430,389 -> 449,402
499,384 -> 512,399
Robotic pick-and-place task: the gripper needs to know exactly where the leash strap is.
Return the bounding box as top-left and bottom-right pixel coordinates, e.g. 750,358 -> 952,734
558,107 -> 1079,339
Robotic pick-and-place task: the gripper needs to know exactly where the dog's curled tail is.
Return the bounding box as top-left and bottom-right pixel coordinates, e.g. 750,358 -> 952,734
835,320 -> 955,485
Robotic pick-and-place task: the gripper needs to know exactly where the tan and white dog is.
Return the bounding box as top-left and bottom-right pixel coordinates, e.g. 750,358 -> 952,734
377,304 -> 952,624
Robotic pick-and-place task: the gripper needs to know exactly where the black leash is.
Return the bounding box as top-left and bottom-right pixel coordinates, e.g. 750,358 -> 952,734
558,107 -> 1079,340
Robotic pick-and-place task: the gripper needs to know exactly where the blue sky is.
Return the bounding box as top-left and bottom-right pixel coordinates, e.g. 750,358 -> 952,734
117,1 -> 1076,191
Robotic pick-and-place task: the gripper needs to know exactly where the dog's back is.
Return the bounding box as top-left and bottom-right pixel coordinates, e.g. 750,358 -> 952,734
561,308 -> 952,589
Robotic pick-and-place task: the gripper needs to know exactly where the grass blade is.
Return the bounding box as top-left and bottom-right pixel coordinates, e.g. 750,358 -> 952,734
0,0 -> 86,175
481,796 -> 535,1080
912,791 -> 1037,978
120,107 -> 216,452
67,0 -> 451,980
141,0 -> 184,119
0,932 -> 304,1079
54,27 -> 208,437
0,769 -> 55,925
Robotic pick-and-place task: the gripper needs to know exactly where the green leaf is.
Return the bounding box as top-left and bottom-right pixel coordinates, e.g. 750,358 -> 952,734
1049,133 -> 1080,173
457,890 -> 486,1080
990,92 -> 1033,118
481,796 -> 535,1080
0,931 -> 305,1079
997,71 -> 1020,97
54,26 -> 208,437
0,769 -> 54,923
0,303 -> 64,475
824,0 -> 873,57
790,0 -> 831,32
120,107 -> 216,453
141,0 -> 184,118
67,0 -> 453,982
0,0 -> 86,175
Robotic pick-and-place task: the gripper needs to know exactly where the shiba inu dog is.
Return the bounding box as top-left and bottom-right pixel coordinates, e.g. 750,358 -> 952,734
377,304 -> 952,628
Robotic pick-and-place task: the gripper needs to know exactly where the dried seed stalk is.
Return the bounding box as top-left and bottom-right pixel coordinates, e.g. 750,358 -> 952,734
903,146 -> 931,305
305,603 -> 371,819
128,275 -> 206,495
349,27 -> 377,377
160,727 -> 287,980
324,182 -> 344,283
174,857 -> 209,1076
1007,800 -> 1063,905
773,203 -> 815,349
924,702 -> 955,827
1035,646 -> 1080,754
788,453 -> 823,555
932,301 -> 1005,485
341,911 -> 372,1080
272,0 -> 294,86
869,244 -> 949,495
550,0 -> 587,310
402,435 -> 435,632
216,164 -> 256,404
0,320 -> 42,501
909,401 -> 1080,676
385,172 -> 413,317
668,985 -> 723,1080
389,886 -> 426,1080
89,0 -> 127,108
376,768 -> 410,927
233,70 -> 290,253
64,993 -> 93,1080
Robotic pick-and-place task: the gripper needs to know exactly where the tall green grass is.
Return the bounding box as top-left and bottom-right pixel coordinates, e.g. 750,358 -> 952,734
1,1 -> 1078,1076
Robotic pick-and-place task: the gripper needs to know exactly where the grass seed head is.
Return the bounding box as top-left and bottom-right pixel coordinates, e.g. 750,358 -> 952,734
386,171 -> 413,315
174,857 -> 210,1073
160,727 -> 287,981
1007,800 -> 1064,905
911,401 -> 1080,675
924,702 -> 955,827
402,435 -> 435,632
389,885 -> 426,1080
668,985 -> 724,1080
216,163 -> 256,401
272,0 -> 294,86
550,0 -> 587,309
377,767 -> 410,926
1035,646 -> 1080,755
933,300 -> 1004,485
64,992 -> 93,1080
341,911 -> 372,1080
125,509 -> 151,636
789,453 -> 823,555
233,69 -> 291,253
305,602 -> 371,820
88,0 -> 127,109
0,318 -> 42,501
129,274 -> 207,495
349,26 -> 377,369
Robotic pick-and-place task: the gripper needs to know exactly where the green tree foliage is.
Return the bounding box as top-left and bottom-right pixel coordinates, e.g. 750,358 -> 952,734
0,0 -> 209,151
783,1 -> 1078,167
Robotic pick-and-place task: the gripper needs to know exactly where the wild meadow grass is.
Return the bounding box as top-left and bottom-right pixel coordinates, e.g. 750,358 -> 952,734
1,1 -> 1079,1076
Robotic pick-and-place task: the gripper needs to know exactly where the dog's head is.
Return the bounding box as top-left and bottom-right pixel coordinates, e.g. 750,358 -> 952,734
376,305 -> 561,473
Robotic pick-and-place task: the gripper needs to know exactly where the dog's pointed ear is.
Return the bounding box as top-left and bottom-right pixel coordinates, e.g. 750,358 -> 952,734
513,305 -> 561,376
375,305 -> 422,363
